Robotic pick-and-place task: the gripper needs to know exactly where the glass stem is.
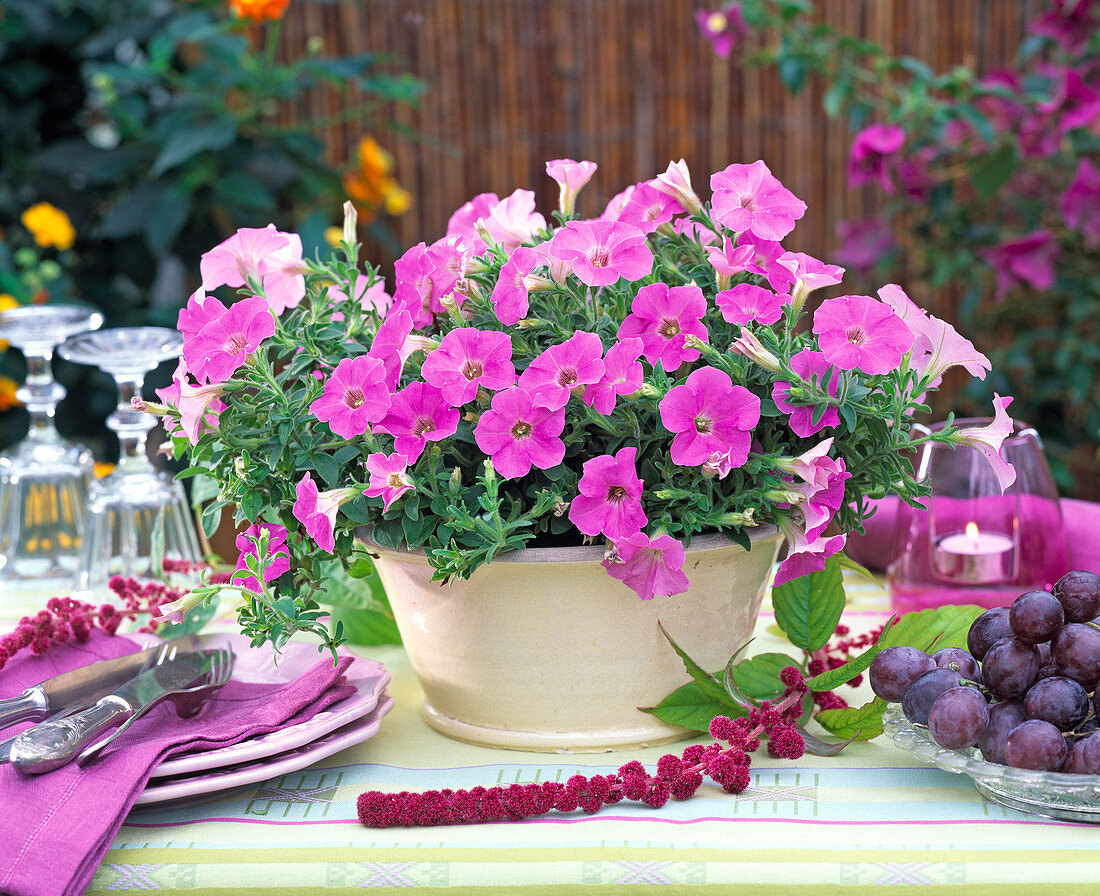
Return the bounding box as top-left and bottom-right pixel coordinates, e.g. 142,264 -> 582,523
15,348 -> 65,444
109,375 -> 155,470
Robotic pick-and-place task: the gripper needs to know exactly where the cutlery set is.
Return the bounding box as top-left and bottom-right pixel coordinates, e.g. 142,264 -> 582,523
0,638 -> 234,775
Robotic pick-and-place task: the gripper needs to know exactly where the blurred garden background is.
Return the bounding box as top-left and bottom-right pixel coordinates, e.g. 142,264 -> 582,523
3,0 -> 1097,498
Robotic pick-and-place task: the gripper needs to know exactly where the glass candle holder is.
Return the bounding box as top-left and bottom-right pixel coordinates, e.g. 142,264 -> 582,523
888,420 -> 1070,612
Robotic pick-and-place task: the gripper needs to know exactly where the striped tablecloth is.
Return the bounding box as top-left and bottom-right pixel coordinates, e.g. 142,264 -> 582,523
78,576 -> 1099,895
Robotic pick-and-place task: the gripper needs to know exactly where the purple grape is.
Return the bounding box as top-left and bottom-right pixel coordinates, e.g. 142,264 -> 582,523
1034,641 -> 1059,681
967,606 -> 1012,661
902,667 -> 965,726
981,636 -> 1041,700
977,701 -> 1028,765
1051,570 -> 1100,624
869,646 -> 936,702
932,647 -> 981,683
1081,733 -> 1100,775
1008,590 -> 1064,643
1051,623 -> 1100,690
1022,676 -> 1090,731
1063,739 -> 1090,774
928,686 -> 990,750
1004,719 -> 1068,771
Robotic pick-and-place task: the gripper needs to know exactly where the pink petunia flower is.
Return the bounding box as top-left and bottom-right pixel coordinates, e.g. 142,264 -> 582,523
375,382 -> 460,462
1061,157 -> 1100,248
659,366 -> 760,468
518,331 -> 605,410
183,295 -> 275,385
363,452 -> 414,512
199,224 -> 305,314
790,453 -> 850,542
548,218 -> 653,286
737,232 -> 796,293
546,159 -> 598,218
602,532 -> 689,601
812,294 -> 913,376
583,336 -> 644,415
447,191 -> 500,252
952,394 -> 1018,494
156,359 -> 226,444
568,446 -> 648,541
710,160 -> 807,242
847,123 -> 906,194
834,218 -> 896,272
368,308 -> 414,391
705,236 -> 756,286
716,282 -> 788,326
483,189 -> 548,252
979,231 -> 1059,300
776,251 -> 845,311
309,355 -> 391,439
490,246 -> 540,325
177,290 -> 228,344
472,386 -> 567,479
233,522 -> 290,593
420,327 -> 515,405
618,282 -> 708,371
614,180 -> 685,234
391,242 -> 436,329
771,349 -> 840,438
694,3 -> 749,59
652,159 -> 703,215
773,531 -> 847,588
877,284 -> 990,382
292,473 -> 359,554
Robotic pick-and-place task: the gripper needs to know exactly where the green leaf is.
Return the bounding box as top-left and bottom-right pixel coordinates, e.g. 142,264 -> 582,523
771,554 -> 846,652
815,696 -> 888,740
151,118 -> 238,177
882,604 -> 985,653
658,622 -> 734,705
804,616 -> 895,691
966,144 -> 1017,201
729,652 -> 802,702
639,680 -> 736,732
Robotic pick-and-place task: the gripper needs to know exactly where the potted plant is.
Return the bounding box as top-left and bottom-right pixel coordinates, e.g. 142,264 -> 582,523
150,158 -> 1014,749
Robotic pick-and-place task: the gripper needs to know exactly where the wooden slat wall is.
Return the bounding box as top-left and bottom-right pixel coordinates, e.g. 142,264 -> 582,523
281,0 -> 1038,274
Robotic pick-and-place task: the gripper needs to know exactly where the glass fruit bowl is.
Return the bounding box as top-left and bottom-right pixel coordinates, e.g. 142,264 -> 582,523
883,705 -> 1100,823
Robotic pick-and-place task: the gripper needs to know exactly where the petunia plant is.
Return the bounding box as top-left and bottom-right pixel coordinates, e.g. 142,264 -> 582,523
148,158 -> 1015,654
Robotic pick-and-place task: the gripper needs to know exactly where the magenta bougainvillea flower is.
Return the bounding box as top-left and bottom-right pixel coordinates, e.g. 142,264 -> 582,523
375,382 -> 461,462
602,531 -> 689,601
710,160 -> 807,241
309,355 -> 391,439
846,123 -> 906,193
292,473 -> 359,554
979,230 -> 1059,300
771,349 -> 840,438
363,452 -> 414,512
659,366 -> 760,468
1038,68 -> 1100,134
811,294 -> 913,375
421,327 -> 515,404
199,224 -> 305,314
518,331 -> 605,410
183,295 -> 275,385
1060,157 -> 1100,248
473,386 -> 566,479
833,218 -> 896,272
878,284 -> 990,382
715,282 -> 788,326
693,3 -> 749,59
546,159 -> 597,218
618,282 -> 708,370
490,246 -> 540,325
549,219 -> 653,286
583,336 -> 644,415
233,522 -> 290,593
952,394 -> 1018,493
1029,0 -> 1099,53
568,446 -> 648,541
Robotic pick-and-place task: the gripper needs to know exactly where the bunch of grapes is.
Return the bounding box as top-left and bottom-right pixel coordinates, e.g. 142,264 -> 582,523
871,570 -> 1100,774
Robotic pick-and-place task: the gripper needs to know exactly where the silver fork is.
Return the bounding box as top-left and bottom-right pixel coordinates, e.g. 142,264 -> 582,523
77,646 -> 234,766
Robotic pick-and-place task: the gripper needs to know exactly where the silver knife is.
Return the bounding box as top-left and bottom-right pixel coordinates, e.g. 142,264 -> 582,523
9,650 -> 217,775
0,634 -> 199,731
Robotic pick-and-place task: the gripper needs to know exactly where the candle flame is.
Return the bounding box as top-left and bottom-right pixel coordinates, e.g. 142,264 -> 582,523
965,521 -> 980,538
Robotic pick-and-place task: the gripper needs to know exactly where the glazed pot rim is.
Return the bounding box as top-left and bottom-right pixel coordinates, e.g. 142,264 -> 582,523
356,524 -> 781,565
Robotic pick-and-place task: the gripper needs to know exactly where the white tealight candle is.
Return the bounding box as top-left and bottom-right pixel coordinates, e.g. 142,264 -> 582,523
933,521 -> 1015,584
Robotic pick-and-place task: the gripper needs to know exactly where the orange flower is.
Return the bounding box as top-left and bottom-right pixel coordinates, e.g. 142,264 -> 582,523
0,376 -> 19,412
20,203 -> 76,251
343,136 -> 413,223
229,0 -> 290,23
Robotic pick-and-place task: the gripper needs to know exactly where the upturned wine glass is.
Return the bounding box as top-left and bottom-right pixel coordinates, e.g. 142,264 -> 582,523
58,327 -> 202,602
0,304 -> 103,606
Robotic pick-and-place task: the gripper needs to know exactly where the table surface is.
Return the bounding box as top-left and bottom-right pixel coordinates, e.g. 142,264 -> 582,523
5,579 -> 1099,895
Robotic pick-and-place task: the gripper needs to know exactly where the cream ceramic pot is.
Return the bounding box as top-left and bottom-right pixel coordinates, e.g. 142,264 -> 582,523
362,528 -> 783,752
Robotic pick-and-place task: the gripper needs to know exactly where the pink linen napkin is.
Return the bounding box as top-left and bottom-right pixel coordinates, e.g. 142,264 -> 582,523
0,631 -> 355,896
844,496 -> 1100,574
